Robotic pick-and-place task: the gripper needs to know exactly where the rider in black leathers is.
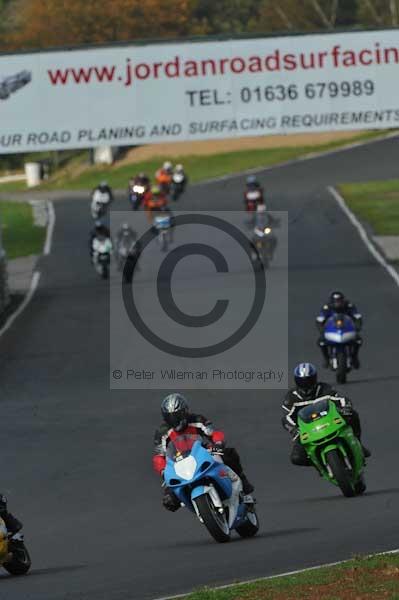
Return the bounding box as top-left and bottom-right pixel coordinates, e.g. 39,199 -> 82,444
0,495 -> 22,535
282,363 -> 370,466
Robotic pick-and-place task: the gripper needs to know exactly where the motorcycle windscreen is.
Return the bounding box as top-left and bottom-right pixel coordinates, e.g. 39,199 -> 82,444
298,399 -> 330,423
166,433 -> 203,461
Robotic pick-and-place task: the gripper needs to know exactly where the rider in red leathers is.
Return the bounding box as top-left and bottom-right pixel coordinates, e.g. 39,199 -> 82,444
153,394 -> 254,511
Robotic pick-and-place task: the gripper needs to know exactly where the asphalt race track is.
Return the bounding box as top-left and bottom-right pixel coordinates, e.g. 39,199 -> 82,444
0,136 -> 399,600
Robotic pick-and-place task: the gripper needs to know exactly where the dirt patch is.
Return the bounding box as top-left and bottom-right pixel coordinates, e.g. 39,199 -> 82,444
117,131 -> 367,167
234,566 -> 399,600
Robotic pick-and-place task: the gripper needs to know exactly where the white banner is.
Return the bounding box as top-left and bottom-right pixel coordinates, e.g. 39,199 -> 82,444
1,29 -> 399,153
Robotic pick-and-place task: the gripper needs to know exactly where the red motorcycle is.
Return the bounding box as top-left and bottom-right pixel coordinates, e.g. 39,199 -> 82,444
245,188 -> 263,212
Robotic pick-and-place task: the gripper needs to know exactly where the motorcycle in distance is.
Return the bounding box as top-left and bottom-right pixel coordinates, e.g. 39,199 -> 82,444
152,209 -> 173,252
164,434 -> 259,543
92,236 -> 112,279
115,239 -> 140,283
0,517 -> 31,575
128,180 -> 146,211
115,237 -> 139,271
244,189 -> 263,227
90,189 -> 112,220
297,397 -> 366,497
250,221 -> 276,270
170,172 -> 186,201
323,314 -> 358,384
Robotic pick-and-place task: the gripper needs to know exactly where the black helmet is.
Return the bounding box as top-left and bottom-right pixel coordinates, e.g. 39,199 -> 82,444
99,181 -> 109,192
294,363 -> 318,399
330,291 -> 346,312
161,393 -> 189,431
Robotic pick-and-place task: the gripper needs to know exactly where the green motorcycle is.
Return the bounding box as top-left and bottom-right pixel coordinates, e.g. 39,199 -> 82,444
297,397 -> 366,497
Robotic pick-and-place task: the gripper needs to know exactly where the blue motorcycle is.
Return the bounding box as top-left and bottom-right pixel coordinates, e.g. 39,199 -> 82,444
152,210 -> 173,252
164,434 -> 259,543
323,313 -> 358,384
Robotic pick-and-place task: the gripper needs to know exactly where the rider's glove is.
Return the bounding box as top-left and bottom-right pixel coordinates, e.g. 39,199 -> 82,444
339,405 -> 352,417
209,441 -> 225,455
163,492 -> 180,512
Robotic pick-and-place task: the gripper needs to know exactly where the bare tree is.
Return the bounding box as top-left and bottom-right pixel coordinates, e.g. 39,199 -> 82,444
358,0 -> 399,26
390,0 -> 398,24
311,0 -> 339,28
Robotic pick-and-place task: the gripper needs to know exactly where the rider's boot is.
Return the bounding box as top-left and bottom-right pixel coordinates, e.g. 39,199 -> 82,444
362,444 -> 371,458
319,340 -> 329,368
352,345 -> 361,369
240,474 -> 255,495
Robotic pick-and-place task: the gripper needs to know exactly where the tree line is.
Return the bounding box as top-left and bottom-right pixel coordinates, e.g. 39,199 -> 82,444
0,0 -> 397,53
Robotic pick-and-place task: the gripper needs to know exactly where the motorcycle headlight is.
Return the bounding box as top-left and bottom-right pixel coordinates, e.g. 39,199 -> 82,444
264,227 -> 271,235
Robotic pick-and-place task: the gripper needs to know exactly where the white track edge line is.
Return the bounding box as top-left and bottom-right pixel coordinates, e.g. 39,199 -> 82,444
0,270 -> 41,338
154,548 -> 399,600
44,200 -> 55,255
0,199 -> 55,338
193,131 -> 399,187
329,186 -> 399,289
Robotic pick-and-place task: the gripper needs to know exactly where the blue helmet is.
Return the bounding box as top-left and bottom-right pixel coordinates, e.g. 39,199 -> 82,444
294,363 -> 318,398
246,175 -> 258,186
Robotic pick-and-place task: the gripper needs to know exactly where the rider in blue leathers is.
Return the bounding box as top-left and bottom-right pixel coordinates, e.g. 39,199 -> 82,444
316,291 -> 362,368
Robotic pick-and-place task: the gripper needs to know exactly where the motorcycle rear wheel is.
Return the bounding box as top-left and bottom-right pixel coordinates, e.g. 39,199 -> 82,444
326,449 -> 355,497
195,495 -> 230,543
3,542 -> 31,575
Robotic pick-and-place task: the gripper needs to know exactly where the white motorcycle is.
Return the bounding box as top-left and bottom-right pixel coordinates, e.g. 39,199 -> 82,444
92,237 -> 112,279
170,172 -> 186,201
91,190 -> 112,220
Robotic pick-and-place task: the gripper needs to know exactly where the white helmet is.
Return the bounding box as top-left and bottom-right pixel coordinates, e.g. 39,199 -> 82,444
163,161 -> 173,173
175,164 -> 184,173
256,204 -> 266,213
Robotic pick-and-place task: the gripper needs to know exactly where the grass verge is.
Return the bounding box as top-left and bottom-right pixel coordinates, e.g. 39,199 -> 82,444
0,179 -> 28,193
0,130 -> 388,193
0,201 -> 46,259
340,179 -> 399,235
182,552 -> 399,600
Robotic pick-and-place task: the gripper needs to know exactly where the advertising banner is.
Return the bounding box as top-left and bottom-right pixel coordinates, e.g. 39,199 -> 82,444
1,29 -> 399,153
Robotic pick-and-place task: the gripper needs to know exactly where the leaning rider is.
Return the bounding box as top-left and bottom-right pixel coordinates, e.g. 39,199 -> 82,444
0,494 -> 22,535
282,363 -> 370,467
153,394 -> 254,512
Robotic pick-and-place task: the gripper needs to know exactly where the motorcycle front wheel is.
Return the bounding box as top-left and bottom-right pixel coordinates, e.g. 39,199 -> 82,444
195,495 -> 230,543
159,232 -> 168,253
101,264 -> 109,280
326,449 -> 355,497
336,352 -> 347,384
3,542 -> 31,575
